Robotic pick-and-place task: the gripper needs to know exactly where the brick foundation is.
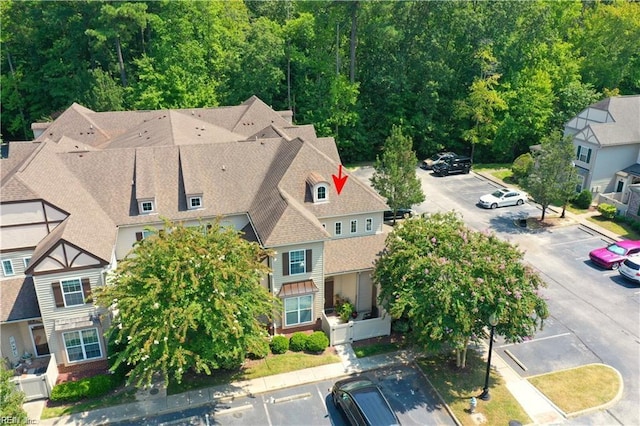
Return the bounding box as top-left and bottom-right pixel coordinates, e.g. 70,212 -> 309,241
56,359 -> 109,384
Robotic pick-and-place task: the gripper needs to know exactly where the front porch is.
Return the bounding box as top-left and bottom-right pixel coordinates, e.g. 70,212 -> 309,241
9,354 -> 58,401
321,308 -> 391,346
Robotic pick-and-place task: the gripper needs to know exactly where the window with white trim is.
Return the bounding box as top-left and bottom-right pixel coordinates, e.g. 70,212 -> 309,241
335,222 -> 342,236
188,196 -> 202,209
284,295 -> 313,326
63,328 -> 102,362
576,146 -> 591,163
289,250 -> 306,275
317,186 -> 327,201
365,218 -> 373,232
23,257 -> 31,268
2,259 -> 14,276
61,278 -> 85,306
140,200 -> 154,214
350,219 -> 357,233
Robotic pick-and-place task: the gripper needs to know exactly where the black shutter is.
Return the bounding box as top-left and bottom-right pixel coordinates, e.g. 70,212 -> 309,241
305,249 -> 312,273
282,252 -> 289,276
81,278 -> 92,303
52,282 -> 64,308
586,148 -> 592,163
135,232 -> 143,241
576,146 -> 581,160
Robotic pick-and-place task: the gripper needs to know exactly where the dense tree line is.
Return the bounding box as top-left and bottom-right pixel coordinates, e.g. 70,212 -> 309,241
2,0 -> 638,163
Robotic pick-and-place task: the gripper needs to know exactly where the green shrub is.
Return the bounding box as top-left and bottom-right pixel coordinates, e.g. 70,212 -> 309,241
339,302 -> 354,322
511,153 -> 534,183
289,332 -> 308,352
270,335 -> 289,354
391,319 -> 410,334
305,331 -> 329,353
572,190 -> 592,209
248,338 -> 270,359
597,203 -> 616,219
50,374 -> 116,402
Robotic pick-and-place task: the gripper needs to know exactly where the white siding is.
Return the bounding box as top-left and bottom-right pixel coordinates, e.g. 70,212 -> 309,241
114,214 -> 250,260
0,250 -> 33,277
271,241 -> 324,328
32,269 -> 105,363
320,212 -> 384,238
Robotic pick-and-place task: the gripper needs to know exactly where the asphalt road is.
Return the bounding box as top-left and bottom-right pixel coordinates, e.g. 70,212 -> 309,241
112,365 -> 456,426
351,166 -> 640,426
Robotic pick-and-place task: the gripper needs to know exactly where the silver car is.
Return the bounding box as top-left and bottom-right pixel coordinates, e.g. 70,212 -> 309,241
479,188 -> 528,209
618,255 -> 640,284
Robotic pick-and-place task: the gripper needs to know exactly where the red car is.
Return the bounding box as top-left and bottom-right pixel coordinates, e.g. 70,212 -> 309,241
589,240 -> 640,270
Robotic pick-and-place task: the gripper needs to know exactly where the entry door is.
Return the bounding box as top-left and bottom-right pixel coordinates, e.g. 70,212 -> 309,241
324,279 -> 334,310
30,325 -> 50,357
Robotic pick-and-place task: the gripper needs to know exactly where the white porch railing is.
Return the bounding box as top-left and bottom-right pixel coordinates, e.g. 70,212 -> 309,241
321,310 -> 391,346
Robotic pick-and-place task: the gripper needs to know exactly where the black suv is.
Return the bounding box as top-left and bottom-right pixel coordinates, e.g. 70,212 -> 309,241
432,155 -> 472,176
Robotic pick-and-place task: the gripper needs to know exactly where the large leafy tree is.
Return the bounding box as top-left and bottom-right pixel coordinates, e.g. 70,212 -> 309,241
94,220 -> 279,387
374,212 -> 548,368
524,130 -> 580,220
370,124 -> 425,224
0,363 -> 27,422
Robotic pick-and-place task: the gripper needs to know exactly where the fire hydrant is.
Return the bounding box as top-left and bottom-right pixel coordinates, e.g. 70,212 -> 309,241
469,396 -> 477,413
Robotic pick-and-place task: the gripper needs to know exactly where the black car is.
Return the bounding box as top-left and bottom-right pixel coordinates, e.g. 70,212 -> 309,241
332,377 -> 401,426
432,155 -> 472,176
383,208 -> 414,221
420,151 -> 456,170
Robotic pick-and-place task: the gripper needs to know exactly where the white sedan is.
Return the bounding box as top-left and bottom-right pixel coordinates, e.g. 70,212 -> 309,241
478,188 -> 528,209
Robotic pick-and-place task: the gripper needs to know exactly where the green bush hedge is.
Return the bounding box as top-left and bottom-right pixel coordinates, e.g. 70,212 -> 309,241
305,331 -> 329,353
50,374 -> 118,402
597,203 -> 616,219
270,335 -> 289,354
248,338 -> 270,359
572,190 -> 592,209
289,332 -> 308,352
511,153 -> 534,183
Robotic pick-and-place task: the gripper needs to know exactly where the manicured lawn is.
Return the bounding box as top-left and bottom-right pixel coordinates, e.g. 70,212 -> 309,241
528,364 -> 621,414
587,215 -> 640,240
168,350 -> 340,395
353,341 -> 402,358
40,388 -> 136,420
417,350 -> 531,426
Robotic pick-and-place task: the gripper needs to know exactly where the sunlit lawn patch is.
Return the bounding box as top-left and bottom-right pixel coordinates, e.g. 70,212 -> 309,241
528,364 -> 621,414
417,350 -> 531,426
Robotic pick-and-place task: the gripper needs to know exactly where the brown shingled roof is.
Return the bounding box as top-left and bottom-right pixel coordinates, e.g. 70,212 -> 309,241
1,276 -> 41,322
324,233 -> 388,275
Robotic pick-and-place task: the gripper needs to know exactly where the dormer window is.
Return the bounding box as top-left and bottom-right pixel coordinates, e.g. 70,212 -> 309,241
139,199 -> 155,214
188,195 -> 202,210
307,172 -> 329,204
317,186 -> 327,201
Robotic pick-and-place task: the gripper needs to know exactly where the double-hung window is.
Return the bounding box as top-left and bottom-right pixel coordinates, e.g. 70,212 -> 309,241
61,278 -> 85,306
576,146 -> 592,163
284,295 -> 313,326
350,220 -> 357,233
335,222 -> 342,236
365,218 -> 373,232
289,250 -> 306,275
2,259 -> 14,276
63,328 -> 102,362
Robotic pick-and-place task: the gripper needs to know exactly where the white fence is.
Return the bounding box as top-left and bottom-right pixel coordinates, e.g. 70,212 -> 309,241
11,354 -> 58,401
321,312 -> 391,346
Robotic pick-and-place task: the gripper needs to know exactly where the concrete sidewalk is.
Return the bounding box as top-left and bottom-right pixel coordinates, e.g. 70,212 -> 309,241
27,342 -> 567,426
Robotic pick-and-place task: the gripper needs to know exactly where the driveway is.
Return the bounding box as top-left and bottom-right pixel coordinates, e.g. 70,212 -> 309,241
350,166 -> 640,426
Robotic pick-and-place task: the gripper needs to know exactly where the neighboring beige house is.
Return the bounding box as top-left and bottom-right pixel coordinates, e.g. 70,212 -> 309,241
565,95 -> 640,216
0,97 -> 391,396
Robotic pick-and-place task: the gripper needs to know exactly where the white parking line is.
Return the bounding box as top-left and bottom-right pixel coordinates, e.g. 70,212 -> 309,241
498,332 -> 572,348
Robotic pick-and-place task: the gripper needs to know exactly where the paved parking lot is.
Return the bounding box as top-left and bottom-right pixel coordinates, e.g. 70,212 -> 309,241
351,166 -> 640,425
115,365 -> 455,426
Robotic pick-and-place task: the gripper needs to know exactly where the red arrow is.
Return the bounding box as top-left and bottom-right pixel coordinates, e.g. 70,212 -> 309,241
332,164 -> 348,195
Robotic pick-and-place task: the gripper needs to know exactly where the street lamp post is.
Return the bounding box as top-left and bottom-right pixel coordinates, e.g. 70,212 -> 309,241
479,312 -> 498,401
